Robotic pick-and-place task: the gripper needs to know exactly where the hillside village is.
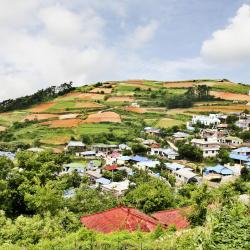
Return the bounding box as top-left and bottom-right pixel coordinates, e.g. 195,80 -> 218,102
0,80 -> 250,249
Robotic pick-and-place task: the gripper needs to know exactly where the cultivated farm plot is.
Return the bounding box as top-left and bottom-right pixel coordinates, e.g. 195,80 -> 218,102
90,88 -> 112,94
40,135 -> 71,145
75,102 -> 104,109
124,106 -> 146,113
107,96 -> 135,102
0,111 -> 28,126
24,113 -> 59,121
189,105 -> 250,113
30,102 -> 56,112
210,91 -> 250,101
156,118 -> 185,128
40,119 -> 83,128
82,111 -> 122,123
163,81 -> 217,88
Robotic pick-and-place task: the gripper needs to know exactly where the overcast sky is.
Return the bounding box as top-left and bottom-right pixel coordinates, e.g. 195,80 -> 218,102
1,0 -> 250,100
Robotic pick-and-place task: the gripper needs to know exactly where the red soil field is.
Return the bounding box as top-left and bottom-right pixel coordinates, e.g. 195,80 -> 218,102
210,91 -> 250,101
125,106 -> 146,113
77,93 -> 105,100
40,119 -> 83,128
30,102 -> 56,112
82,111 -> 121,123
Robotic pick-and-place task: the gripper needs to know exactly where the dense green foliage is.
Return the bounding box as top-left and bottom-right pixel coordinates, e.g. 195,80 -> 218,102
0,82 -> 74,112
177,143 -> 203,162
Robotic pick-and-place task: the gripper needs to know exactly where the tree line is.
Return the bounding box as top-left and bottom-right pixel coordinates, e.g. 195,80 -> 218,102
0,82 -> 75,112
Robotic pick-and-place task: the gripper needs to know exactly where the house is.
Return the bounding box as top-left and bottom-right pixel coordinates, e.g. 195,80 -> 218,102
175,168 -> 200,183
151,208 -> 189,230
229,147 -> 250,164
200,128 -> 228,139
191,138 -> 220,158
235,119 -> 250,131
150,148 -> 179,160
85,169 -> 102,181
192,114 -> 220,126
203,165 -> 234,176
101,180 -> 130,196
76,151 -> 96,158
80,207 -> 165,233
91,144 -> 119,153
218,136 -> 243,147
136,160 -> 160,170
96,177 -> 111,185
173,132 -> 189,141
65,141 -> 86,152
117,156 -> 131,165
119,144 -> 131,151
0,151 -> 15,160
165,163 -> 185,173
62,163 -> 85,175
129,155 -> 151,163
104,165 -> 119,171
144,127 -> 161,135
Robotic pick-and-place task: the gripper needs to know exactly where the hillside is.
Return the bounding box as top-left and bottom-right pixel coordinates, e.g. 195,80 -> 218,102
0,79 -> 250,150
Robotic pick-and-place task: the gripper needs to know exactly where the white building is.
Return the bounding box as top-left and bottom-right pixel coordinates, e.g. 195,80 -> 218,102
101,180 -> 130,196
150,148 -> 179,160
191,138 -> 220,158
192,114 -> 220,126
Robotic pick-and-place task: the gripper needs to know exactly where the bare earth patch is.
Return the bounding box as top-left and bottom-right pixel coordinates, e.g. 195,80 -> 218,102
40,119 -> 83,128
107,96 -> 135,102
75,102 -> 104,108
210,91 -> 250,101
30,102 -> 56,112
59,114 -> 80,120
24,114 -> 58,121
82,111 -> 121,123
124,106 -> 146,113
77,93 -> 105,100
0,126 -> 6,132
90,88 -> 112,94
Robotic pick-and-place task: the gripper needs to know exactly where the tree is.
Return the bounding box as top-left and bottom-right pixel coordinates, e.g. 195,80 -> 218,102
0,156 -> 15,179
131,143 -> 148,155
240,166 -> 250,181
218,148 -> 231,164
178,143 -> 203,162
24,180 -> 64,215
124,179 -> 174,213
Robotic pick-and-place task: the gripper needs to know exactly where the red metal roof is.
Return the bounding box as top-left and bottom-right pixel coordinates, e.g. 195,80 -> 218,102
80,207 -> 164,233
104,165 -> 119,171
151,208 -> 190,230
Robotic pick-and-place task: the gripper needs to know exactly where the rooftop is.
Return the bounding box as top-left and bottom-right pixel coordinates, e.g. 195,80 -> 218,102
80,207 -> 164,233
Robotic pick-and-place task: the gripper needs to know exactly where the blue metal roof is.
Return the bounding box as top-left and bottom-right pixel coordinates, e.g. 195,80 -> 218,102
229,153 -> 250,162
0,151 -> 15,160
130,155 -> 150,162
96,177 -> 111,185
165,162 -> 185,171
204,164 -> 233,175
231,147 -> 250,153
